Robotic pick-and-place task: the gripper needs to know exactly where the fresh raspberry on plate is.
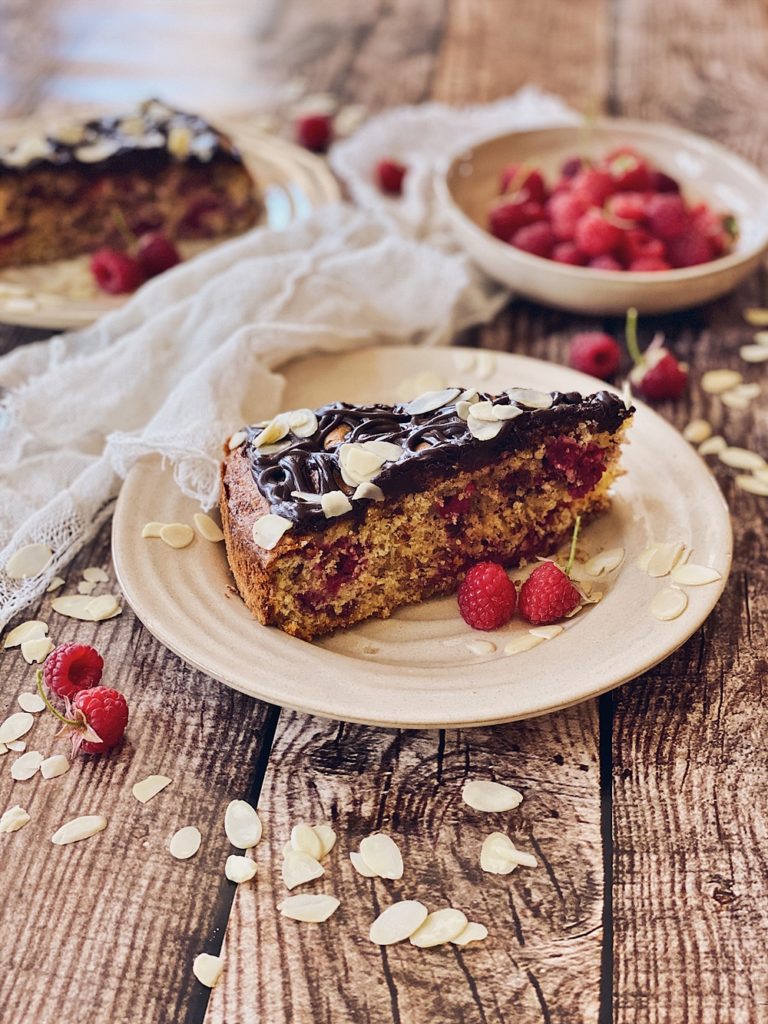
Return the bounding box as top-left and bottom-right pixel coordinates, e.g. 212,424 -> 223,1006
90,249 -> 146,294
295,114 -> 333,153
633,350 -> 688,398
136,233 -> 181,277
43,643 -> 104,701
511,221 -> 555,258
376,158 -> 407,195
645,193 -> 689,240
72,687 -> 129,754
518,561 -> 581,625
458,562 -> 517,631
569,331 -> 621,379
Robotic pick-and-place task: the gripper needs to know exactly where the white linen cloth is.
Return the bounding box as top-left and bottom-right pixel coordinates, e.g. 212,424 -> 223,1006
0,88 -> 575,627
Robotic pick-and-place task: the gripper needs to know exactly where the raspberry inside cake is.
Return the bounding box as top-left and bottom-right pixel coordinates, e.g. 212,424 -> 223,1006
0,99 -> 261,268
220,386 -> 634,641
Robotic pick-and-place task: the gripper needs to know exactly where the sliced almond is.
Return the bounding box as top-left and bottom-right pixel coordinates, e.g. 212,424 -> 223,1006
467,415 -> 502,441
20,637 -> 54,664
506,387 -> 553,409
3,619 -> 48,649
352,482 -> 384,502
10,750 -> 43,781
87,595 -> 121,622
474,351 -> 496,379
480,832 -> 518,874
5,543 -> 53,580
17,692 -> 45,714
159,523 -> 195,549
403,388 -> 461,415
720,392 -> 750,411
410,908 -> 468,948
288,823 -> 322,859
453,349 -> 476,373
646,542 -> 686,578
529,624 -> 563,640
370,900 -> 428,945
6,740 -> 25,752
132,774 -> 172,804
224,799 -> 262,849
225,854 -> 257,883
744,307 -> 768,326
252,514 -> 292,551
228,430 -> 248,450
192,953 -> 224,988
651,588 -> 688,621
583,547 -> 625,577
739,344 -> 768,363
40,754 -> 69,779
350,850 -> 377,877
670,563 -> 722,586
503,634 -> 544,656
46,576 -> 65,592
462,780 -> 523,813
282,850 -> 324,890
141,521 -> 166,539
698,435 -> 727,456
277,894 -> 340,923
83,566 -> 109,583
0,805 -> 30,833
451,922 -> 489,946
193,513 -> 224,543
718,447 -> 766,471
51,814 -> 107,845
359,833 -> 404,879
0,712 -> 34,745
169,826 -> 202,860
313,824 -> 337,858
321,491 -> 352,519
701,369 -> 743,394
77,580 -> 97,595
50,595 -> 97,620
682,419 -> 712,444
465,639 -> 496,656
735,474 -> 768,496
754,329 -> 768,345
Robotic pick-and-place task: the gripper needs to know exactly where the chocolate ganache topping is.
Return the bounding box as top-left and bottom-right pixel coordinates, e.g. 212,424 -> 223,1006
239,388 -> 633,530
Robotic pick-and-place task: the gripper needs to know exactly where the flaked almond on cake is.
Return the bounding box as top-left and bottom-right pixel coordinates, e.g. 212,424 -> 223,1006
220,387 -> 634,640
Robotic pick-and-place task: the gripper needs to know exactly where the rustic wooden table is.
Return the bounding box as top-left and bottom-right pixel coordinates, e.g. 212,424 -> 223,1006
1,2 -> 766,1023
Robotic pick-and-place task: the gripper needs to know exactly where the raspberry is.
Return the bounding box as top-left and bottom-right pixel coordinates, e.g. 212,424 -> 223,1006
571,167 -> 615,206
666,229 -> 714,268
574,209 -> 622,257
560,156 -> 584,179
588,254 -> 623,271
136,233 -> 181,277
619,227 -> 666,264
549,191 -> 589,241
499,165 -> 547,203
518,561 -> 581,625
295,114 -> 333,153
633,351 -> 688,399
552,241 -> 587,266
510,221 -> 554,258
90,249 -> 146,294
73,687 -> 129,754
629,256 -> 672,272
43,643 -> 104,701
606,191 -> 647,223
489,197 -> 544,242
649,169 -> 680,193
605,150 -> 651,192
457,562 -> 517,631
569,331 -> 621,379
645,193 -> 688,240
376,158 -> 407,195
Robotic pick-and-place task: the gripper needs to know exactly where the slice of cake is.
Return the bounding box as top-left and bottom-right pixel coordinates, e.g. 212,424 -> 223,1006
0,99 -> 262,268
220,386 -> 634,640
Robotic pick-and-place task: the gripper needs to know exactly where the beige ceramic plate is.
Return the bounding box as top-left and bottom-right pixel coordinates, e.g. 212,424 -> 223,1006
436,119 -> 768,314
112,346 -> 732,728
0,121 -> 340,330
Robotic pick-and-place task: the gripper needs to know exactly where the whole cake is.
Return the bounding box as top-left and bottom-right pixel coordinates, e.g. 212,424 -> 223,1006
0,99 -> 261,267
220,386 -> 633,641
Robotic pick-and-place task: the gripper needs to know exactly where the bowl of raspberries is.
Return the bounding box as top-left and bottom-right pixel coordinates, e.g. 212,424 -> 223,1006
437,119 -> 768,314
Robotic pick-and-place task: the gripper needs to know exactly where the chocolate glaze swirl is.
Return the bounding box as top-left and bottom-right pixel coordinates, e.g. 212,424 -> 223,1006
240,389 -> 633,530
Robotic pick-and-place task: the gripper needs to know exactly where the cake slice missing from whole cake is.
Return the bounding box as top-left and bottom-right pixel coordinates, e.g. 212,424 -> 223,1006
220,386 -> 634,641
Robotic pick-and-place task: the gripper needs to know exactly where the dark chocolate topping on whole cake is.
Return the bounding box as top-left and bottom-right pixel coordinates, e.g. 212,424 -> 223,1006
0,99 -> 244,176
238,387 -> 633,531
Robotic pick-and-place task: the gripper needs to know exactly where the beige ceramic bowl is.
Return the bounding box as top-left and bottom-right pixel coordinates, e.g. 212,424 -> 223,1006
436,119 -> 768,315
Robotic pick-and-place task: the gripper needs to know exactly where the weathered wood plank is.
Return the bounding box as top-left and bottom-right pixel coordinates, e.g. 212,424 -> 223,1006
208,709 -> 604,1024
0,522 -> 276,1024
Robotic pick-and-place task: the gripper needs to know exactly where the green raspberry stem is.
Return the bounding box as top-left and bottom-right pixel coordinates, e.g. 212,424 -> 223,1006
565,515 -> 582,577
35,669 -> 77,726
625,307 -> 643,367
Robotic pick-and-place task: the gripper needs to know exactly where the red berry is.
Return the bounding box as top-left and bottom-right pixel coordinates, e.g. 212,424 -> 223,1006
549,191 -> 589,241
588,254 -> 624,271
295,114 -> 333,153
629,256 -> 672,272
645,193 -> 689,240
73,686 -> 129,754
633,351 -> 688,399
457,562 -> 517,631
500,165 -> 547,203
574,209 -> 622,257
376,158 -> 407,195
136,233 -> 181,277
560,156 -> 584,179
569,331 -> 622,379
605,151 -> 651,192
571,167 -> 615,206
489,197 -> 544,242
552,242 -> 587,266
606,191 -> 647,223
618,227 -> 666,264
511,221 -> 555,258
666,229 -> 715,268
649,169 -> 680,193
90,249 -> 146,294
518,561 -> 581,625
43,643 -> 104,701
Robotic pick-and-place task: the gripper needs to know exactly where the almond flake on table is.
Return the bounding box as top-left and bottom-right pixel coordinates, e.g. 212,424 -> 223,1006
82,566 -> 109,583
312,824 -> 336,858
2,619 -> 48,649
700,369 -> 743,394
369,900 -> 428,945
0,745 -> 7,755
40,755 -> 69,779
0,805 -> 31,833
334,103 -> 366,136
504,634 -> 545,656
132,774 -> 172,803
670,563 -> 722,586
720,392 -> 750,411
192,953 -> 224,989
0,712 -> 35,745
698,435 -> 727,456
451,922 -> 489,946
277,894 -> 340,923
21,637 -> 55,664
169,826 -> 202,860
290,822 -> 324,860
410,908 -> 468,948
141,521 -> 166,538
651,588 -> 688,621
583,547 -> 625,577
718,447 -> 766,471
480,832 -> 538,874
282,850 -> 325,890
754,329 -> 768,345
735,474 -> 768,497
51,815 -> 107,845
462,780 -> 523,813
350,850 -> 377,877
11,750 -> 43,781
682,419 -> 712,444
224,799 -> 262,849
5,543 -> 53,580
193,513 -> 224,543
17,692 -> 46,714
731,383 -> 761,401
359,833 -> 404,879
159,523 -> 195,549
225,855 -> 257,884
744,307 -> 768,326
739,344 -> 768,363
6,740 -> 25,752
77,580 -> 97,596
46,576 -> 65,593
